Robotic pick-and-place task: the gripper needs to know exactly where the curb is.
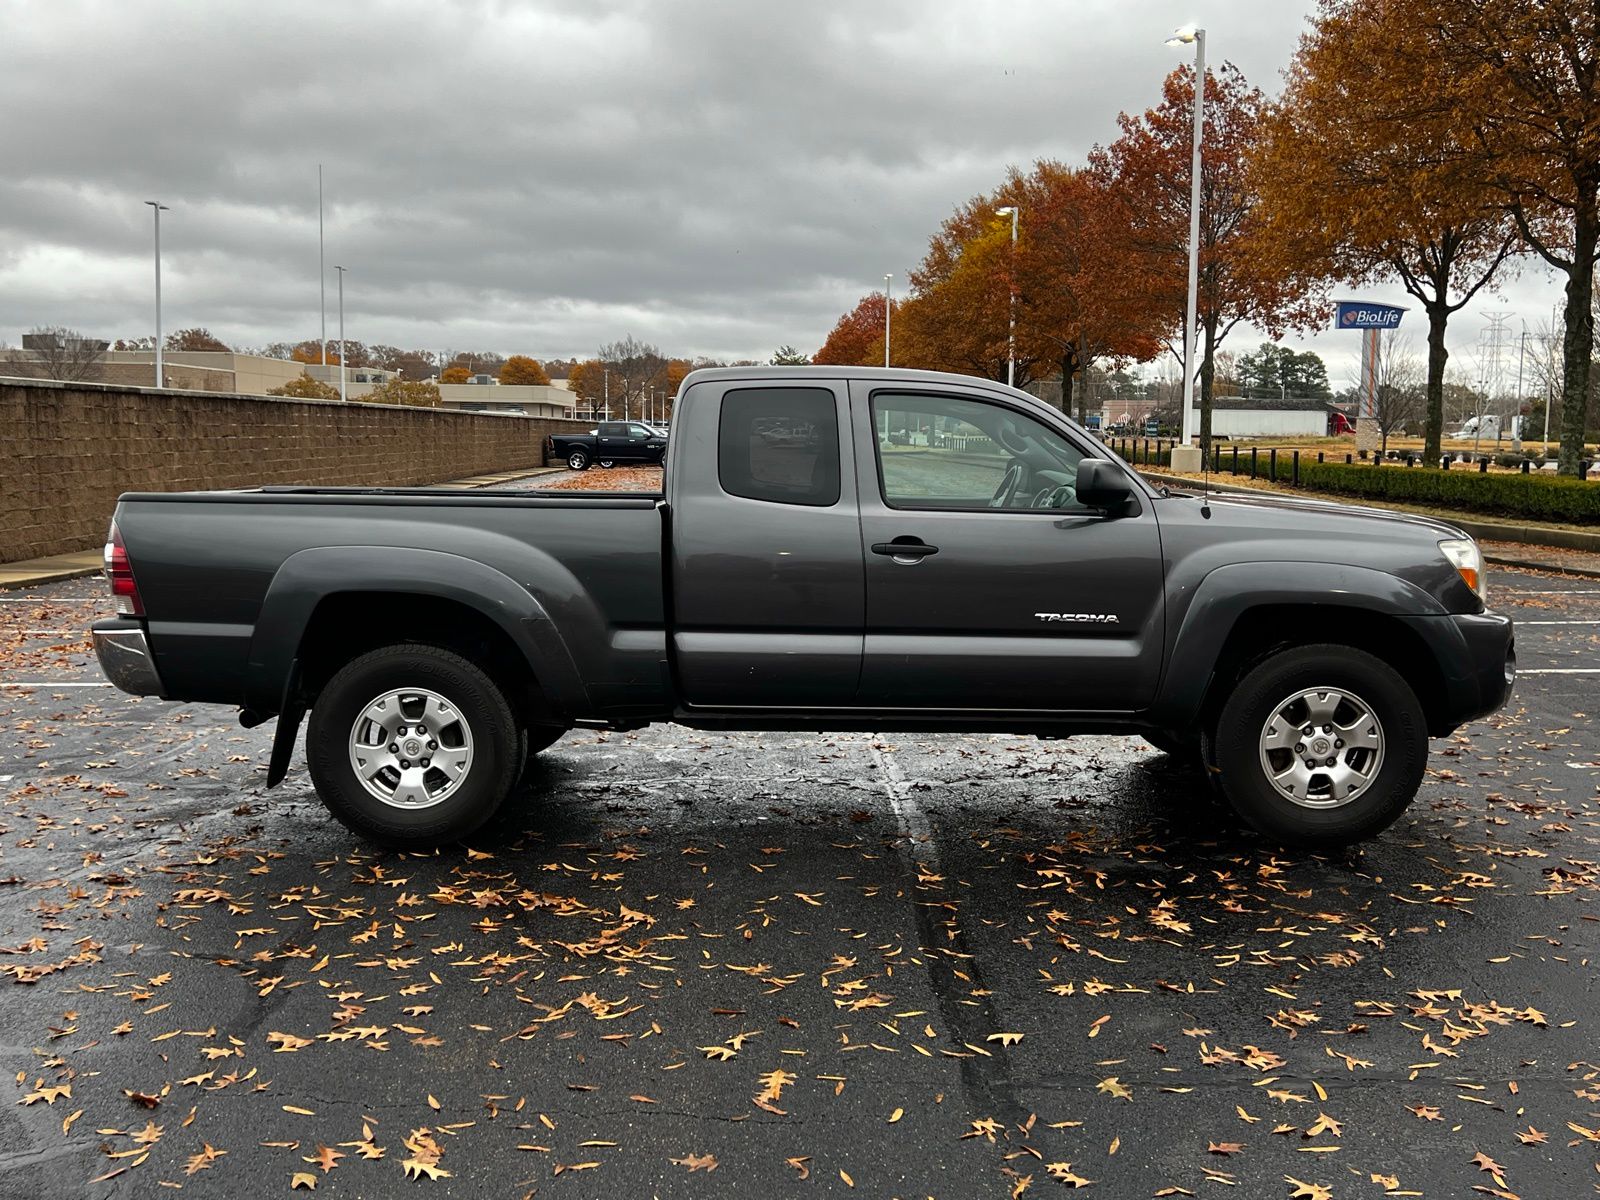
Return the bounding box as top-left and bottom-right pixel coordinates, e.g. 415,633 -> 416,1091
1482,554 -> 1600,580
1140,471 -> 1600,554
0,562 -> 103,591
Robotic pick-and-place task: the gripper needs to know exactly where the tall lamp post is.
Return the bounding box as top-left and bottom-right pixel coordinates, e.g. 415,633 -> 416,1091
995,206 -> 1019,387
144,200 -> 169,387
1166,25 -> 1206,463
883,274 -> 893,368
334,265 -> 348,403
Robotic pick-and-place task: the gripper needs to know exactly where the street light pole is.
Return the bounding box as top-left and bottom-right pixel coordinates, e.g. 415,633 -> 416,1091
883,274 -> 893,368
334,265 -> 347,403
144,201 -> 169,387
995,206 -> 1019,388
1167,26 -> 1206,449
318,165 -> 327,366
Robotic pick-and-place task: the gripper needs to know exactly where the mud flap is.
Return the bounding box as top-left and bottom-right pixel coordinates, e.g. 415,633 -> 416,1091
265,660 -> 305,789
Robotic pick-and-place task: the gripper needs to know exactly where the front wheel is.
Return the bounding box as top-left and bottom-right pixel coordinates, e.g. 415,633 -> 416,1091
567,448 -> 590,471
1210,645 -> 1427,848
306,645 -> 521,847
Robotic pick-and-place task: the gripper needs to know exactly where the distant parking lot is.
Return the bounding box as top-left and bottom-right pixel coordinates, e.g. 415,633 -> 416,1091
1,568 -> 1597,1197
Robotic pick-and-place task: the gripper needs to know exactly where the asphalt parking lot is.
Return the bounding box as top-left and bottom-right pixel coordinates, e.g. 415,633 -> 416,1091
1,569 -> 1597,1199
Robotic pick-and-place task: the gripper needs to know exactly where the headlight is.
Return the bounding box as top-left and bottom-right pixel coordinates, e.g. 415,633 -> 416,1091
1439,538 -> 1486,603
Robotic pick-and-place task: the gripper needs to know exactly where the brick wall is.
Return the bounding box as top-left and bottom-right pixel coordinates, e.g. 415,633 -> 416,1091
1,378 -> 589,562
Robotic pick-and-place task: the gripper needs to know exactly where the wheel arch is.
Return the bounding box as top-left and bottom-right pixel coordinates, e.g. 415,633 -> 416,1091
1152,562 -> 1454,738
244,546 -> 588,722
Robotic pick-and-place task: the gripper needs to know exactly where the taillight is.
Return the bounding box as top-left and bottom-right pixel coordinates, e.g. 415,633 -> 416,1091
103,521 -> 144,616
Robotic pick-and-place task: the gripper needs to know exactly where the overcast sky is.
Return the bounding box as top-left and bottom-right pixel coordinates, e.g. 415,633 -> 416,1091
0,0 -> 1565,382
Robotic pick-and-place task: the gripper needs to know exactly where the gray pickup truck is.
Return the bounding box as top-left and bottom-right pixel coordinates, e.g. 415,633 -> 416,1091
93,366 -> 1514,849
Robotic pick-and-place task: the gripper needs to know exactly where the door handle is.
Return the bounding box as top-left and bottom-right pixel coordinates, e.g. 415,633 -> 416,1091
872,538 -> 939,562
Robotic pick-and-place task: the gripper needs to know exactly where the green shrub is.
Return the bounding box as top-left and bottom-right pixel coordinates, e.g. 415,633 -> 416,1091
1264,459 -> 1600,523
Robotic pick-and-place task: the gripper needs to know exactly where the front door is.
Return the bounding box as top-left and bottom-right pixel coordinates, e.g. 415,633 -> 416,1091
670,380 -> 863,707
851,383 -> 1165,713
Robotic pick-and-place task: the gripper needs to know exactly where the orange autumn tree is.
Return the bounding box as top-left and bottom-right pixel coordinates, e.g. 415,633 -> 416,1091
1249,0 -> 1519,465
1093,63 -> 1317,451
439,365 -> 471,384
896,204 -> 1043,386
499,355 -> 551,386
1004,161 -> 1165,420
814,292 -> 893,366
1406,0 -> 1600,475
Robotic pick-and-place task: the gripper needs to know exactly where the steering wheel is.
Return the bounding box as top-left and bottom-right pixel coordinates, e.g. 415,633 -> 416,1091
991,462 -> 1023,507
1033,484 -> 1076,509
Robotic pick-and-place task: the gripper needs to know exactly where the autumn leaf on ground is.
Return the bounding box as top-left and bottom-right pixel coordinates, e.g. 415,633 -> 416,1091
1515,1126 -> 1546,1145
308,1144 -> 344,1173
19,1084 -> 71,1105
290,1172 -> 318,1191
1096,1076 -> 1132,1101
1045,1162 -> 1094,1188
669,1152 -> 718,1173
756,1069 -> 796,1104
963,1117 -> 1004,1142
184,1144 -> 226,1174
1303,1113 -> 1342,1138
268,1031 -> 312,1053
1284,1176 -> 1332,1200
987,1032 -> 1024,1047
402,1159 -> 451,1180
1407,1104 -> 1442,1121
786,1156 -> 811,1180
1208,1141 -> 1245,1156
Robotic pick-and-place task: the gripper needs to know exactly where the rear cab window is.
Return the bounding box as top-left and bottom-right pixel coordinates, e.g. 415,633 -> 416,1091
718,388 -> 841,507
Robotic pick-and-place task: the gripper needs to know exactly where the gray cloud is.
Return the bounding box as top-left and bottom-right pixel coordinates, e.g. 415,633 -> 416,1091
0,0 -> 1563,377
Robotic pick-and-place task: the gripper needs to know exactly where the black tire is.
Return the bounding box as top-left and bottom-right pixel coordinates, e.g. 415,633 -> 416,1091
1210,644 -> 1427,848
306,644 -> 520,848
567,448 -> 590,471
1141,729 -> 1199,759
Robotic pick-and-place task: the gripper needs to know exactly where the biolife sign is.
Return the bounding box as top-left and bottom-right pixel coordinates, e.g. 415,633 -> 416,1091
1336,301 -> 1405,450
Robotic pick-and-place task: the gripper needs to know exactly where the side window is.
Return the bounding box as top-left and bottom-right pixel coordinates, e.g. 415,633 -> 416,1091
870,393 -> 1086,511
627,424 -> 651,438
718,387 -> 841,507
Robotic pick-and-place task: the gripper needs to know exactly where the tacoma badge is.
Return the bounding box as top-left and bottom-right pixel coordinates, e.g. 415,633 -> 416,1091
1034,612 -> 1119,624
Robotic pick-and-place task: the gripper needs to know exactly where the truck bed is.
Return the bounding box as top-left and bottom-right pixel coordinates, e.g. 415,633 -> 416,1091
113,487 -> 668,713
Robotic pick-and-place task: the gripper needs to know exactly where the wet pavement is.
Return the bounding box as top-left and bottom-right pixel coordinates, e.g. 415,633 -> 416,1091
0,569 -> 1597,1199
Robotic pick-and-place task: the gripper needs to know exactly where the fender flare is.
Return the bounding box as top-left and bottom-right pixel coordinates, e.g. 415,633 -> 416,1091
242,546 -> 588,719
1149,560 -> 1449,730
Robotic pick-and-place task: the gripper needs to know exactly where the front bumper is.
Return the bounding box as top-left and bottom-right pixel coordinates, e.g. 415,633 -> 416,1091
1403,610 -> 1515,733
93,621 -> 166,697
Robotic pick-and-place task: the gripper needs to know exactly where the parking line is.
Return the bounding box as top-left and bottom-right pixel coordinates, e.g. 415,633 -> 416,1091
0,681 -> 112,688
1514,620 -> 1597,625
1500,589 -> 1600,595
1518,668 -> 1600,675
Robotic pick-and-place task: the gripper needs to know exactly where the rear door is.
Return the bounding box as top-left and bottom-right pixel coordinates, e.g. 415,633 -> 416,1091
850,381 -> 1165,713
669,380 -> 863,707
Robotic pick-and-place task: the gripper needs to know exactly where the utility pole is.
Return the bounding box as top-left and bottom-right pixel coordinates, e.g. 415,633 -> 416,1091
883,274 -> 892,368
995,207 -> 1019,387
318,165 -> 326,366
334,265 -> 347,402
1166,25 -> 1207,461
144,201 -> 169,387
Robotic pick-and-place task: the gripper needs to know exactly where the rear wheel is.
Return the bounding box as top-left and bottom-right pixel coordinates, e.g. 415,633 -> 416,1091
1210,645 -> 1426,847
306,645 -> 520,847
567,448 -> 590,470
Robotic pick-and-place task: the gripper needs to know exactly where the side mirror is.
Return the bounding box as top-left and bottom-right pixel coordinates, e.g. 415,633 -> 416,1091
1075,458 -> 1135,513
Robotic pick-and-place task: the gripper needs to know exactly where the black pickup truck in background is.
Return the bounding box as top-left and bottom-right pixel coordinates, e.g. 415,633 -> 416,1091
93,366 -> 1514,850
548,421 -> 667,470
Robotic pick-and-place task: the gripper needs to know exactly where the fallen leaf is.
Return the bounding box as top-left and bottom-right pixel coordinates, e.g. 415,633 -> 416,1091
669,1152 -> 718,1173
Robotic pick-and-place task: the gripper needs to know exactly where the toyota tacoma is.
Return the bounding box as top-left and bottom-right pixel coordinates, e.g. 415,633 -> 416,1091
93,366 -> 1515,848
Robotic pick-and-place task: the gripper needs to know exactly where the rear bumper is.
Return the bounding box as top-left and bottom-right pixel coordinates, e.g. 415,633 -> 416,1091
92,620 -> 166,697
1402,610 -> 1514,734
